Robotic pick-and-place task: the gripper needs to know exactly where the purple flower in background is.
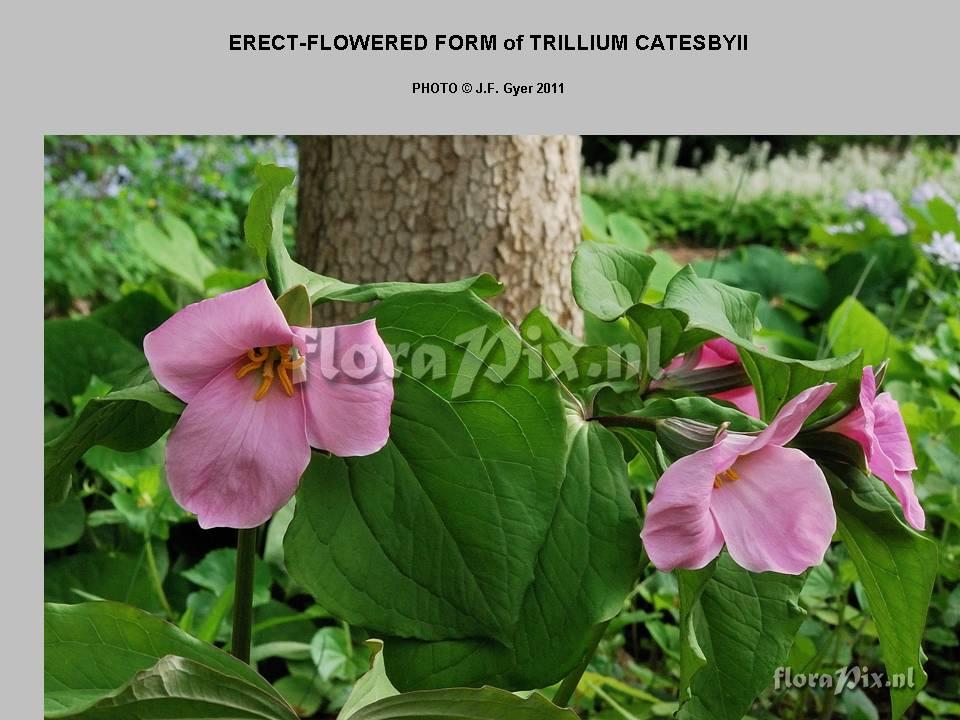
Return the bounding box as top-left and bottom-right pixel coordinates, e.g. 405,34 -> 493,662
911,181 -> 955,208
845,189 -> 909,235
922,231 -> 960,271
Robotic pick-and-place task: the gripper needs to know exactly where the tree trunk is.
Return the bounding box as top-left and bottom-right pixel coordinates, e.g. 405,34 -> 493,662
296,135 -> 582,331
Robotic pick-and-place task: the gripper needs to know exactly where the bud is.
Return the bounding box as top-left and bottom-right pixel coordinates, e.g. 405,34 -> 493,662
654,363 -> 750,394
656,418 -> 730,458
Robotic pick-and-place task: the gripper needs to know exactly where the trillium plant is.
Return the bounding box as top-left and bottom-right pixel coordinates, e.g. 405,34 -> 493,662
44,165 -> 938,720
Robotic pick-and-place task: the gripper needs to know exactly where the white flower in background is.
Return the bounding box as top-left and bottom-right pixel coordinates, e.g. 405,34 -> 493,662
825,220 -> 866,235
583,140 -> 960,206
845,189 -> 910,235
922,231 -> 960,271
911,181 -> 956,208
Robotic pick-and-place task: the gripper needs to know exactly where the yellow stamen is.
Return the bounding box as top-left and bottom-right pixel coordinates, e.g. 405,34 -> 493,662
277,362 -> 294,397
713,468 -> 740,489
253,357 -> 276,401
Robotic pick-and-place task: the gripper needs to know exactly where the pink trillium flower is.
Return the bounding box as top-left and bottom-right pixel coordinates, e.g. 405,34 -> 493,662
144,280 -> 394,529
641,383 -> 837,575
657,338 -> 760,417
826,366 -> 924,530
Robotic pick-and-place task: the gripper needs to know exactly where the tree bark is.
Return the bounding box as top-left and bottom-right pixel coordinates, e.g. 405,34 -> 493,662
296,135 -> 582,331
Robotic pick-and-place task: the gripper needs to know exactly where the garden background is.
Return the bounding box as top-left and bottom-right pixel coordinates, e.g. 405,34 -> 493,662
43,136 -> 960,719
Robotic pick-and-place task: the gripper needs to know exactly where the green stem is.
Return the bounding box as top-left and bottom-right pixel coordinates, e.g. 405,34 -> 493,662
553,619 -> 611,708
143,534 -> 174,619
231,527 -> 260,664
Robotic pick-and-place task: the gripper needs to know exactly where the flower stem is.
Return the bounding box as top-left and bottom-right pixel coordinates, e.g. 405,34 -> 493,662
552,619 -> 610,708
231,527 -> 260,664
143,533 -> 174,619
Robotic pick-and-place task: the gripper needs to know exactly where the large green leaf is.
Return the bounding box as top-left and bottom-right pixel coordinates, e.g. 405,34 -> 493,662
60,656 -> 299,720
44,602 -> 285,717
133,213 -> 217,294
826,463 -> 938,718
676,553 -> 808,720
44,370 -> 181,507
285,290 -> 567,645
285,291 -> 639,690
379,418 -> 641,690
344,686 -> 577,720
571,242 -> 656,321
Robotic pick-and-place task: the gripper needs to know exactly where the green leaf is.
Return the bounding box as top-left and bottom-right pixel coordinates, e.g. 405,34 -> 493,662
244,163 -> 296,264
45,546 -> 169,613
607,211 -> 651,252
133,213 -> 216,293
89,291 -> 172,348
827,297 -> 911,373
244,163 -> 503,303
343,686 -> 577,720
520,306 -> 640,403
203,268 -> 264,295
634,397 -> 764,432
697,245 -> 828,310
45,602 -> 285,717
826,463 -> 938,718
736,346 -> 862,423
311,626 -> 368,682
661,265 -> 759,343
572,242 -> 656,321
44,370 -> 181,507
303,273 -> 503,305
677,553 -> 808,720
339,641 -> 399,720
44,493 -> 86,550
581,194 -> 610,241
276,284 -> 312,326
44,319 -> 145,410
379,418 -> 641,690
285,291 -> 640,690
182,548 -> 273,607
61,656 -> 299,720
286,290 -> 567,644
274,673 -> 326,717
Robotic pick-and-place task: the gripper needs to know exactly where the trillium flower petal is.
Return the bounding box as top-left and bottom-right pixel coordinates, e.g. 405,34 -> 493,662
641,446 -> 726,571
700,338 -> 742,367
712,386 -> 760,417
144,280 -> 295,402
710,445 -> 836,574
294,320 -> 394,457
827,367 -> 924,531
869,394 -> 924,530
872,392 -> 917,471
165,363 -> 311,529
746,383 -> 836,451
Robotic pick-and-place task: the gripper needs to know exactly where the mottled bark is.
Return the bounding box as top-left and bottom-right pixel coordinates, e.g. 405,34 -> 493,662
296,135 -> 582,331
